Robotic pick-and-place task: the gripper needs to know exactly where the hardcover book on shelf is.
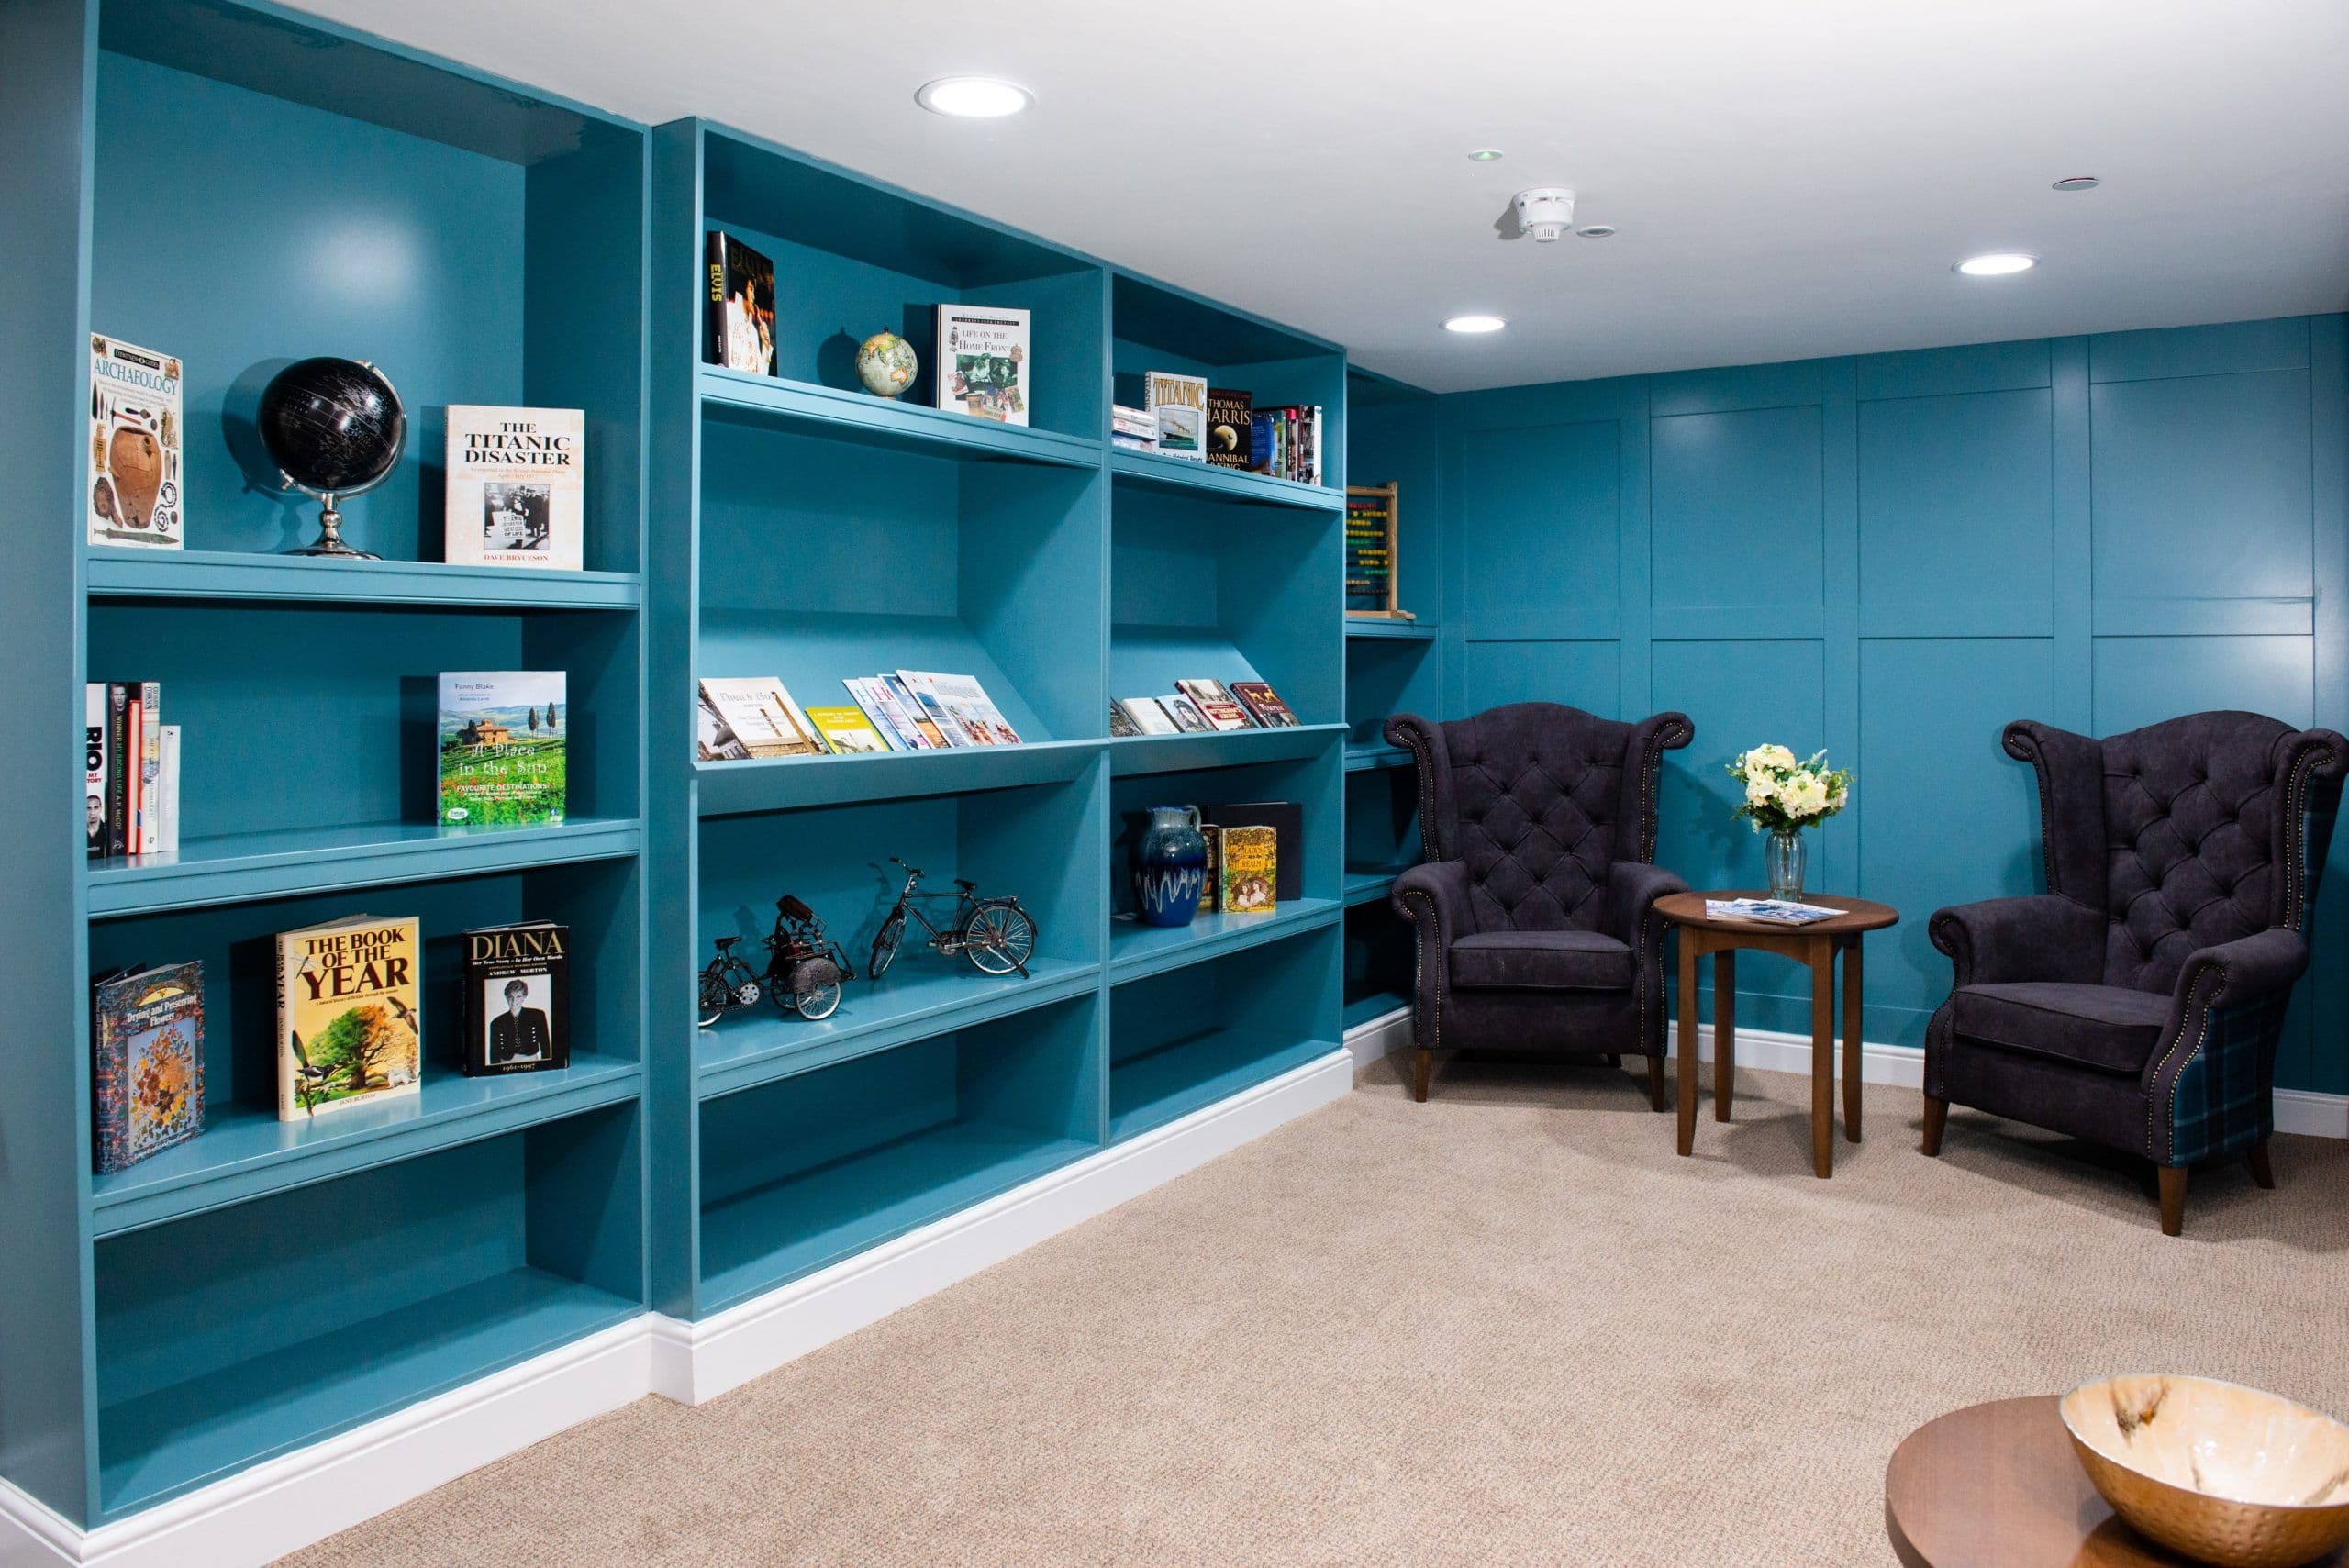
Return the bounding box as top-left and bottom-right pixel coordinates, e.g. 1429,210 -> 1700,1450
699,677 -> 824,758
936,304 -> 1030,425
1205,387 -> 1254,470
92,960 -> 205,1173
1108,702 -> 1141,739
1198,824 -> 1223,912
882,675 -> 953,750
1160,694 -> 1213,733
88,335 -> 183,550
443,406 -> 584,570
83,684 -> 109,859
105,683 -> 128,857
137,679 -> 161,854
461,921 -> 570,1075
1219,825 -> 1277,914
1111,404 -> 1157,450
276,915 -> 421,1121
1174,679 -> 1257,732
1228,680 -> 1300,728
152,725 -> 182,855
804,705 -> 893,754
1202,800 -> 1304,902
1118,697 -> 1180,736
1145,372 -> 1208,462
706,229 -> 778,376
438,671 -> 567,826
898,671 -> 1021,746
697,693 -> 751,762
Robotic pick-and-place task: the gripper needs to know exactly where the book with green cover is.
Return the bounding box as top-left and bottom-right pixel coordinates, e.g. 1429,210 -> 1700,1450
438,671 -> 567,827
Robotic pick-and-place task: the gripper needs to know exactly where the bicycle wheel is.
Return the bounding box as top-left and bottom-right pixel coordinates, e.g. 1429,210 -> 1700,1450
869,911 -> 907,979
697,972 -> 730,1028
733,978 -> 762,1007
795,978 -> 842,1020
960,900 -> 1035,974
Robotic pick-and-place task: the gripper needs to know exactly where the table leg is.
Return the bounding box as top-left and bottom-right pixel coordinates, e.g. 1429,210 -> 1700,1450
1842,936 -> 1864,1143
1810,937 -> 1834,1178
1676,937 -> 1699,1157
1712,950 -> 1737,1121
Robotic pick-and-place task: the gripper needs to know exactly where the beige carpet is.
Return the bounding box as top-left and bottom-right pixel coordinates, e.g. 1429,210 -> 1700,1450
279,1057 -> 2349,1568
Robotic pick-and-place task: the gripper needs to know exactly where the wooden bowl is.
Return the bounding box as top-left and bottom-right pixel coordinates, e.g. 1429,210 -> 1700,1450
2061,1375 -> 2349,1567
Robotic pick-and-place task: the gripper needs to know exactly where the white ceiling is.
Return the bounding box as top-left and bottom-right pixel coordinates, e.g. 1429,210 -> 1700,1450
291,0 -> 2349,393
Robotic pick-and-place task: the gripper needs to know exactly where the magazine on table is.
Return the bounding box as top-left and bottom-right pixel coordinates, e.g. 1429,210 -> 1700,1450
1705,897 -> 1840,926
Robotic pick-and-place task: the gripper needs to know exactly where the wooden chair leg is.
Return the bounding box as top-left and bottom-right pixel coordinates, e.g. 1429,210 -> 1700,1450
1920,1095 -> 1948,1157
2157,1165 -> 2187,1236
1647,1053 -> 1666,1112
2247,1140 -> 2276,1190
1413,1048 -> 1431,1104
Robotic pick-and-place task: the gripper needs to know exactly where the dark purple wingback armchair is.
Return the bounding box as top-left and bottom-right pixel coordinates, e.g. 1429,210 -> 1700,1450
1922,711 -> 2345,1234
1386,702 -> 1694,1105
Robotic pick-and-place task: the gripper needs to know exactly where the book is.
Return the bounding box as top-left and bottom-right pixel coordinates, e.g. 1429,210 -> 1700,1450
1160,694 -> 1213,733
843,678 -> 922,751
1219,825 -> 1277,914
1202,801 -> 1304,902
461,921 -> 570,1075
697,693 -> 751,762
92,960 -> 205,1173
706,229 -> 777,375
124,685 -> 144,857
1198,824 -> 1223,912
88,335 -> 183,550
437,671 -> 568,827
106,683 -> 128,858
1174,679 -> 1256,731
1704,897 -> 1842,926
899,671 -> 1021,746
276,915 -> 422,1120
883,675 -> 952,750
1118,697 -> 1179,736
137,679 -> 161,854
84,684 -> 109,859
1205,387 -> 1253,470
1145,372 -> 1208,461
805,705 -> 892,754
935,304 -> 1030,425
443,406 -> 584,570
698,677 -> 823,758
1108,702 -> 1141,738
1111,404 -> 1157,438
1228,680 -> 1300,728
154,724 -> 181,855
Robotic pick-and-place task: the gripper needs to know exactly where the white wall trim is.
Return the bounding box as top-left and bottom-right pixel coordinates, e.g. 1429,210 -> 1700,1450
1343,1006 -> 1412,1072
650,1048 -> 1354,1405
2275,1087 -> 2349,1140
0,1050 -> 1354,1568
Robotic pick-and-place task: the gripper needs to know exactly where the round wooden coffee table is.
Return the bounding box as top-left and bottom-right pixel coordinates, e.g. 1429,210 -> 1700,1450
1653,891 -> 1898,1177
1886,1396 -> 2346,1566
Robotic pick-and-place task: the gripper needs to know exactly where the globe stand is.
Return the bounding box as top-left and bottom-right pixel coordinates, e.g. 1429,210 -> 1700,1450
286,494 -> 380,560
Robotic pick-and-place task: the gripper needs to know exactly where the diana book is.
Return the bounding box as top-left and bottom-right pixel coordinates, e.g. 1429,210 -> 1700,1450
444,406 -> 584,570
88,335 -> 184,550
462,921 -> 570,1076
936,304 -> 1030,425
438,671 -> 568,827
276,915 -> 422,1121
93,960 -> 205,1172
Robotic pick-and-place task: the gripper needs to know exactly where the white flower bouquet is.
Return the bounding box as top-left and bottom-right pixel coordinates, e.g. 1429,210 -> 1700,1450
1727,743 -> 1852,834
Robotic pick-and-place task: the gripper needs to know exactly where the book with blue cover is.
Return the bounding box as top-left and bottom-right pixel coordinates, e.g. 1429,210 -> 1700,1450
93,960 -> 205,1172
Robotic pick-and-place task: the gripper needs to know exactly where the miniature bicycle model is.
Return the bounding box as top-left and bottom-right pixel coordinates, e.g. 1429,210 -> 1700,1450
763,894 -> 853,1020
696,937 -> 763,1027
869,857 -> 1037,979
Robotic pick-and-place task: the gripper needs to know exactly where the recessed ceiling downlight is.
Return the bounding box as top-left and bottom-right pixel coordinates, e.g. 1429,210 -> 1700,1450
915,76 -> 1034,118
1955,252 -> 2037,276
1443,314 -> 1506,334
1576,225 -> 1617,239
2052,175 -> 2100,192
1467,148 -> 1505,162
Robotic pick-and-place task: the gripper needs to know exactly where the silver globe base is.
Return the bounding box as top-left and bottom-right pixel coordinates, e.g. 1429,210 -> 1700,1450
284,497 -> 380,561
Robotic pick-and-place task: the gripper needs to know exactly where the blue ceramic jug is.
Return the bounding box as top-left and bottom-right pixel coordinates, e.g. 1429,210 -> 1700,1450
1133,805 -> 1208,927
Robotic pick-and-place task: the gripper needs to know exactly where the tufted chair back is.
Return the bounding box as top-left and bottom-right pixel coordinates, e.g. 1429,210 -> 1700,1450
2005,712 -> 2349,995
1386,703 -> 1692,934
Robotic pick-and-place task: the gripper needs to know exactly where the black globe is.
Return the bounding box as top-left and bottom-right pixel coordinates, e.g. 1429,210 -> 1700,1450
257,357 -> 406,495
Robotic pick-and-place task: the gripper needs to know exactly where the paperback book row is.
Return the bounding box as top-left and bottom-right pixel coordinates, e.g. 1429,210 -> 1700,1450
90,917 -> 572,1174
1114,373 -> 1324,484
89,333 -> 590,569
698,670 -> 1022,760
1110,677 -> 1301,738
84,682 -> 183,859
707,230 -> 1032,425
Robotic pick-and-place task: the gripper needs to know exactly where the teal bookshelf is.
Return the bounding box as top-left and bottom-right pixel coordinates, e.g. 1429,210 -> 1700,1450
3,2 -> 1367,1534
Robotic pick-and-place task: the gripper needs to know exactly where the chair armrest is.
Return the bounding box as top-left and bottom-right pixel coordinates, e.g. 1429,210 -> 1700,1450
1603,860 -> 1688,942
1928,895 -> 2104,986
1390,860 -> 1475,946
2169,927 -> 2309,1018
2146,926 -> 2310,1162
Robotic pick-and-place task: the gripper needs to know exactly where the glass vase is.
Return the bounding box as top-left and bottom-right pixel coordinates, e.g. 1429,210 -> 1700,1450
1767,828 -> 1806,902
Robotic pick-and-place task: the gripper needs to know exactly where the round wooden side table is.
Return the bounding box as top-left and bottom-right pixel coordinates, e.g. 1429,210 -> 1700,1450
1653,891 -> 1898,1177
1885,1396 -> 2347,1567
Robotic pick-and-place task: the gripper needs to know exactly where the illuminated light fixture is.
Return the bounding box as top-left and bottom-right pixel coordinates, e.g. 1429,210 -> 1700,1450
915,76 -> 1035,118
1467,148 -> 1505,161
1443,314 -> 1506,334
1955,252 -> 2037,276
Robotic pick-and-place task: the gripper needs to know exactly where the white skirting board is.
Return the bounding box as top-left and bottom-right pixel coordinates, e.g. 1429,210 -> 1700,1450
1349,1006 -> 2349,1140
0,1049 -> 1356,1568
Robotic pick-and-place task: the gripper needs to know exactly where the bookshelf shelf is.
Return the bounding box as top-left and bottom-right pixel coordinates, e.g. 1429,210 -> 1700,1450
1108,723 -> 1346,777
1343,617 -> 1436,641
1344,744 -> 1412,773
85,817 -> 643,917
1108,929 -> 1341,1141
1342,990 -> 1410,1031
696,739 -> 1104,817
1108,448 -> 1343,512
700,366 -> 1104,469
1108,901 -> 1341,983
88,1051 -> 643,1237
1342,868 -> 1403,907
84,550 -> 645,612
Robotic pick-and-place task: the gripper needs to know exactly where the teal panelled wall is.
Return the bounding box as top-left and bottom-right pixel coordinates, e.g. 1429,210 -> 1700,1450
1439,316 -> 2349,1092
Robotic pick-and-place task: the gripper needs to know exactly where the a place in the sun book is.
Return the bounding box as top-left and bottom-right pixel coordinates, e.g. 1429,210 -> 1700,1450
276,915 -> 422,1120
438,671 -> 567,827
88,335 -> 184,550
92,960 -> 206,1172
444,406 -> 584,570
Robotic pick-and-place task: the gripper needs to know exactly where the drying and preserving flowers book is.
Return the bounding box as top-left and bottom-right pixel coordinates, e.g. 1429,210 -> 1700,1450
276,915 -> 421,1120
93,960 -> 205,1172
438,671 -> 567,827
444,406 -> 584,570
89,335 -> 183,550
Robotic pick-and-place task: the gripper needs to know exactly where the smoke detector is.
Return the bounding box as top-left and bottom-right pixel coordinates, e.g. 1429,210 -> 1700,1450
1513,187 -> 1577,243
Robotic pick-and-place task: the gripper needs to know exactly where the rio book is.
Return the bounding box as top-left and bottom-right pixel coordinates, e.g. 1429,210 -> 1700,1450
88,335 -> 184,550
92,960 -> 205,1172
439,671 -> 567,827
444,406 -> 584,570
462,921 -> 570,1076
276,915 -> 421,1121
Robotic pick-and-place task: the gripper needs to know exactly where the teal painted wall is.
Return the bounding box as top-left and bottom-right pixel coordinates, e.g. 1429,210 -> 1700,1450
1436,315 -> 2349,1092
